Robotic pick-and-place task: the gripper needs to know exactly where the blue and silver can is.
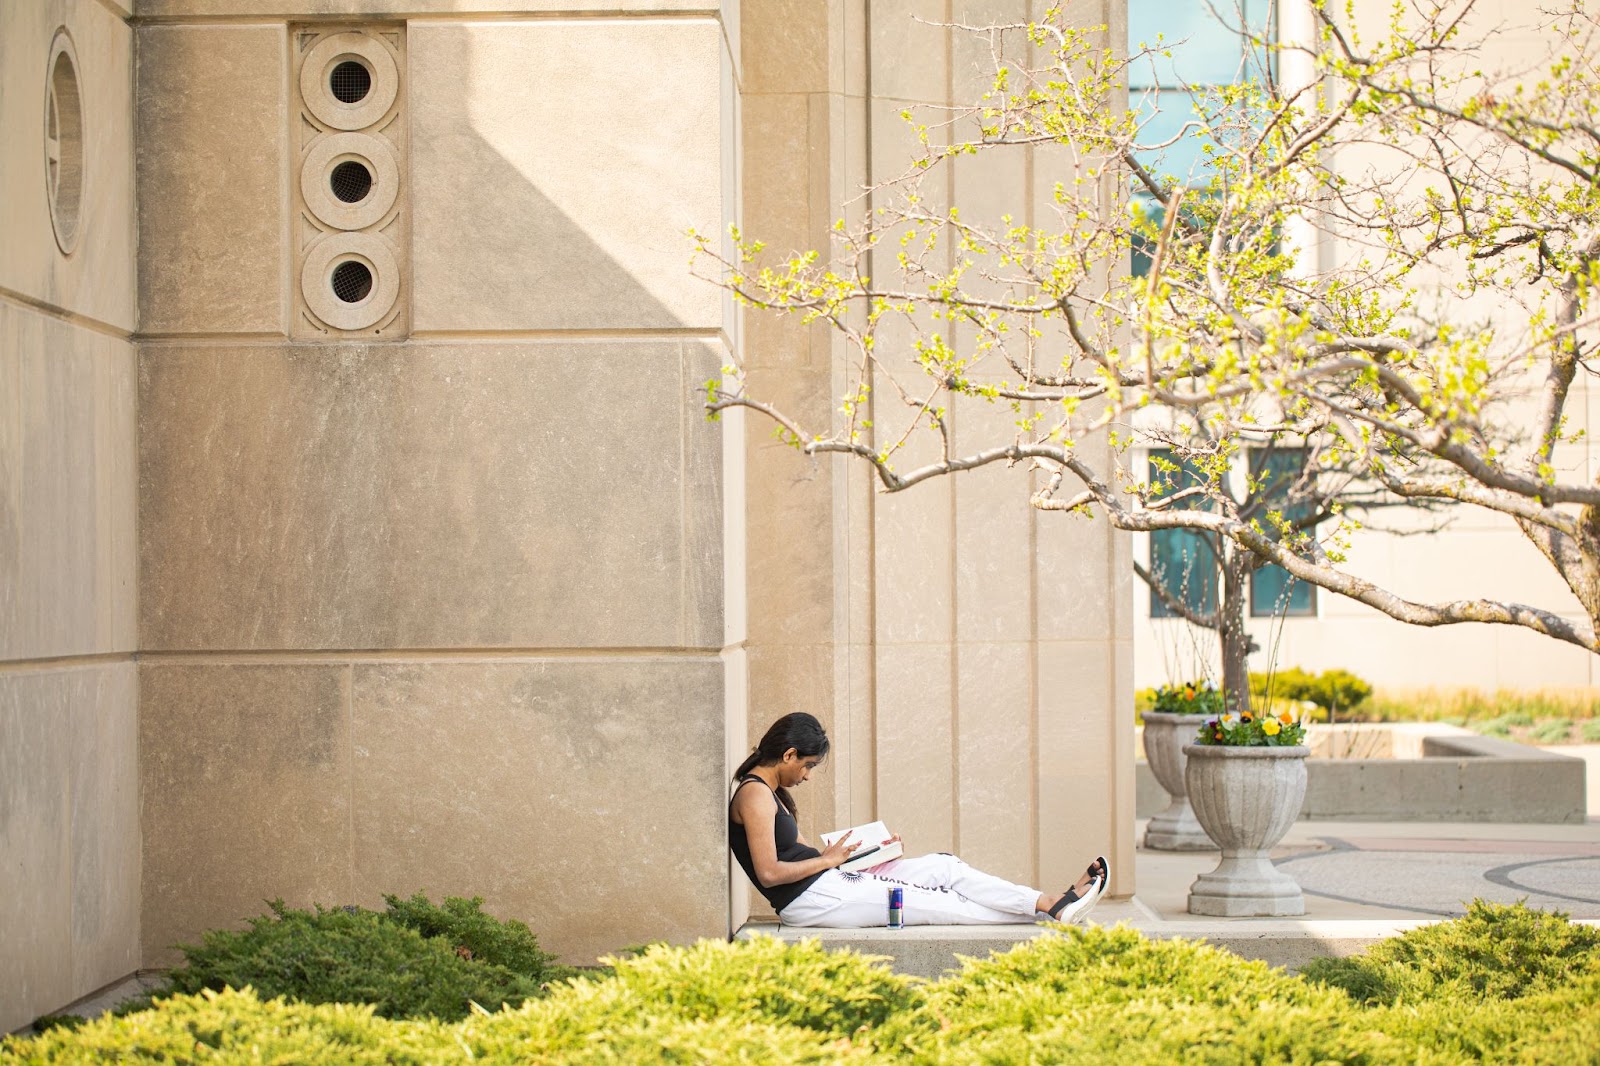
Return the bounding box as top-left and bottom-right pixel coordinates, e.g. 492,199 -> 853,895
887,886 -> 904,929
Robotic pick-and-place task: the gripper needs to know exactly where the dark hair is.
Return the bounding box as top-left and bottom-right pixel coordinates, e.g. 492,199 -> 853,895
733,713 -> 830,816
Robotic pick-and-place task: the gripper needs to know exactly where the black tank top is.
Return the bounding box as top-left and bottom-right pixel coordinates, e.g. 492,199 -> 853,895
728,776 -> 824,914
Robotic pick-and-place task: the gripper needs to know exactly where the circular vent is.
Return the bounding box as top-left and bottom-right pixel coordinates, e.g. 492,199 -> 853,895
329,160 -> 373,203
301,233 -> 398,330
329,60 -> 371,104
299,133 -> 398,230
300,34 -> 398,131
45,31 -> 83,254
331,260 -> 373,303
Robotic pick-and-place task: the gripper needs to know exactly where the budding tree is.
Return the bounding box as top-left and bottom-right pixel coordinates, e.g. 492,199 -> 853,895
692,0 -> 1600,712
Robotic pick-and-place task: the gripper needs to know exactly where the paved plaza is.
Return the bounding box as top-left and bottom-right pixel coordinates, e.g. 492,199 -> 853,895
1131,817 -> 1600,922
746,806 -> 1600,978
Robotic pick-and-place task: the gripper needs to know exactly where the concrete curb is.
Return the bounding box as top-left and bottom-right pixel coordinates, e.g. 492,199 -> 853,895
735,908 -> 1600,977
1135,747 -> 1588,823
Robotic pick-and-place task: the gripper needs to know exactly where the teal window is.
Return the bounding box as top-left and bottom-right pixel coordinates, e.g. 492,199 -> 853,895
1147,450 -> 1219,619
1128,0 -> 1274,277
1145,447 -> 1317,619
1247,447 -> 1316,617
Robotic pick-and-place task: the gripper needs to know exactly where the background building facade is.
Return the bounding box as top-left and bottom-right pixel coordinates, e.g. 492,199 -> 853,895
1128,0 -> 1600,694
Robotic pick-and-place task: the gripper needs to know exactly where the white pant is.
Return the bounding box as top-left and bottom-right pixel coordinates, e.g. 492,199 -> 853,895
778,853 -> 1041,927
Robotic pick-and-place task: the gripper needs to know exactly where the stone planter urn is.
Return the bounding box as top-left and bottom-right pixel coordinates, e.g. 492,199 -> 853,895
1141,712 -> 1214,850
1182,743 -> 1310,916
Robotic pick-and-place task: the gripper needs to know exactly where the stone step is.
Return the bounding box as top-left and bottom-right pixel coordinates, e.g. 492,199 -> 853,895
736,899 -> 1600,977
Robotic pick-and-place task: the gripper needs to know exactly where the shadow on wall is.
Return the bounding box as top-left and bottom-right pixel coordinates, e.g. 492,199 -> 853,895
141,19 -> 729,652
411,20 -> 717,331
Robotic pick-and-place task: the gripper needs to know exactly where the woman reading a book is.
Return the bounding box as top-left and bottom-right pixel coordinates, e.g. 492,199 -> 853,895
729,713 -> 1108,927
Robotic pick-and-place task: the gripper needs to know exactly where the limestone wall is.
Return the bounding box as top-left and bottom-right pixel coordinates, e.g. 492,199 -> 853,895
737,0 -> 1134,913
1,0 -> 1134,1031
131,4 -> 738,971
0,0 -> 141,1034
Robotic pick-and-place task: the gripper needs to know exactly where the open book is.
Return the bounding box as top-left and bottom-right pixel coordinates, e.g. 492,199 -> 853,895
820,820 -> 903,874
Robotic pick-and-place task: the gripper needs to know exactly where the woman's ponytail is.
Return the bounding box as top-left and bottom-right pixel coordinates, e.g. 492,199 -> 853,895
732,749 -> 762,783
730,712 -> 831,816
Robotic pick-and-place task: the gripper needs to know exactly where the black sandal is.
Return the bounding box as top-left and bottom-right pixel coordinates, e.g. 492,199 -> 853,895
1045,879 -> 1099,924
1085,856 -> 1110,906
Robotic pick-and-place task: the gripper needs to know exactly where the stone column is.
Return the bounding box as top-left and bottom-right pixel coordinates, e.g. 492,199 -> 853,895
0,0 -> 140,1032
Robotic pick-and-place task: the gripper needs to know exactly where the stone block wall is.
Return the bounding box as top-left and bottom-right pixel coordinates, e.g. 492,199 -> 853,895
1,0 -> 1135,1031
0,0 -> 140,1034
736,0 -> 1134,916
132,5 -> 739,970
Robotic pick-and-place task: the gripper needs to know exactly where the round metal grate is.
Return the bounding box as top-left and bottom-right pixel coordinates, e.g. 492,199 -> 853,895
331,260 -> 373,303
329,160 -> 373,204
329,60 -> 371,104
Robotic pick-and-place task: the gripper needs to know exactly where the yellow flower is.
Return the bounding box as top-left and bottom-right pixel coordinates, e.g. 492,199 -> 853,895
1263,719 -> 1282,736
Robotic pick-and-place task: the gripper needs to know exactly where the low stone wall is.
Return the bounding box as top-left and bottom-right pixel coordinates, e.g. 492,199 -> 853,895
1136,728 -> 1588,824
738,918 -> 1600,977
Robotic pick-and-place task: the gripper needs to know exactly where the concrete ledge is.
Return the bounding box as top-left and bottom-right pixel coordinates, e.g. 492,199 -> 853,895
736,921 -> 1056,978
1419,733 -> 1566,759
733,910 -> 1424,976
1302,745 -> 1586,823
736,909 -> 1600,978
1136,733 -> 1588,823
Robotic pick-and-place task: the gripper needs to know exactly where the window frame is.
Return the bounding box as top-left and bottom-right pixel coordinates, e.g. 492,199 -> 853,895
1145,448 -> 1221,621
1141,445 -> 1319,621
1244,445 -> 1317,618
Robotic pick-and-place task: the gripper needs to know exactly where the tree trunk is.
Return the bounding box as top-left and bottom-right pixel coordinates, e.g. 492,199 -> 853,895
1218,547 -> 1253,716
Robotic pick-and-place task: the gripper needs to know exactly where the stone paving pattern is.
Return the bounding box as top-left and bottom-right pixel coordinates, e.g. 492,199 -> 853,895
1134,817 -> 1600,921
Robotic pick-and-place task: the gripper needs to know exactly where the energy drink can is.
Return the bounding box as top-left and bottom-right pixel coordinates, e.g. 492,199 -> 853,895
887,886 -> 904,929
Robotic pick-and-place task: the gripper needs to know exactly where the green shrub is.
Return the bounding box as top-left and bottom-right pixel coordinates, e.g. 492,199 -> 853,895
381,893 -> 570,983
460,938 -> 908,1062
1531,718 -> 1575,743
1363,971 -> 1600,1061
1475,715 -> 1514,738
879,926 -> 1388,1064
1583,719 -> 1600,742
11,909 -> 1600,1064
518,936 -> 919,1041
1303,668 -> 1373,714
1251,666 -> 1310,697
1249,667 -> 1372,719
1251,666 -> 1316,719
1302,899 -> 1600,1006
2,989 -> 451,1065
157,900 -> 546,1021
463,1012 -> 880,1064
